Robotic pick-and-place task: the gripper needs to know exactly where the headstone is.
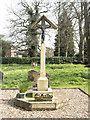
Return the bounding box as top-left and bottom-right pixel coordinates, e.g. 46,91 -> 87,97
28,70 -> 50,87
31,62 -> 38,67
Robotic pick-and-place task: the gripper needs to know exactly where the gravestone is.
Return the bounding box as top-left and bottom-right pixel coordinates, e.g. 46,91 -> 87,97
28,70 -> 50,87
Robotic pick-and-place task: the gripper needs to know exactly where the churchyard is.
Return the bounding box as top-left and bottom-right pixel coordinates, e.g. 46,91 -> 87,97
0,0 -> 90,118
1,13 -> 89,117
2,63 -> 88,94
1,63 -> 89,118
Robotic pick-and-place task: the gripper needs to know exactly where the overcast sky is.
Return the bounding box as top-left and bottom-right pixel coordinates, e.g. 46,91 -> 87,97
0,0 -> 20,34
0,0 -> 88,35
0,0 -> 57,48
0,0 -> 56,34
0,0 -> 88,50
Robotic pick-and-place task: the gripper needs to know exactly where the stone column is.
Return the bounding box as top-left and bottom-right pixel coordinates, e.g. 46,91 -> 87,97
40,34 -> 46,77
38,21 -> 48,91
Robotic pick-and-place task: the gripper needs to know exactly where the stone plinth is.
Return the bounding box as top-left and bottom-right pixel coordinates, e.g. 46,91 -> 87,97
38,77 -> 48,91
14,88 -> 57,110
33,88 -> 53,97
24,88 -> 53,98
31,102 -> 56,110
14,98 -> 56,110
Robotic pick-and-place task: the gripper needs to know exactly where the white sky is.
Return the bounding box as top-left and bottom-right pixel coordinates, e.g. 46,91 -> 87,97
0,0 -> 56,34
0,0 -> 88,51
0,0 -> 20,34
0,0 -> 89,34
0,0 -> 57,48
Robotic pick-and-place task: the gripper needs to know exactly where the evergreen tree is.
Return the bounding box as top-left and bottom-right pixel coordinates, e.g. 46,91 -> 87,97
8,1 -> 39,57
54,34 -> 58,56
25,2 -> 39,57
54,9 -> 75,57
0,35 -> 4,57
2,40 -> 12,57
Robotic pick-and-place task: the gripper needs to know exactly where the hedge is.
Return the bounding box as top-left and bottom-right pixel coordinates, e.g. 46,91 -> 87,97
2,57 -> 40,64
2,57 -> 76,64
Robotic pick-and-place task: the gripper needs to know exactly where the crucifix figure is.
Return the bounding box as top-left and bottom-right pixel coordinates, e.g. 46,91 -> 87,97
30,15 -> 57,91
41,27 -> 44,42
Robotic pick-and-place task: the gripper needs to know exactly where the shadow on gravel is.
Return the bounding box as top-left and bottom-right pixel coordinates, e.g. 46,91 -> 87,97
1,98 -> 27,111
2,98 -> 55,111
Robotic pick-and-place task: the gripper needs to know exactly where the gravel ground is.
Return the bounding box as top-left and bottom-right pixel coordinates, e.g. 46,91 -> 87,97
0,88 -> 89,119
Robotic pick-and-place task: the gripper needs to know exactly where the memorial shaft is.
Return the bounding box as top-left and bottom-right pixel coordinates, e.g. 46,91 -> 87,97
30,15 -> 57,91
40,39 -> 46,77
40,19 -> 46,78
38,19 -> 48,91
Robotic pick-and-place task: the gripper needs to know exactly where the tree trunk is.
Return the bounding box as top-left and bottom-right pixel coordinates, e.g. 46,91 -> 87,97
65,42 -> 68,57
84,2 -> 90,64
58,2 -> 61,56
79,20 -> 84,63
79,3 -> 84,63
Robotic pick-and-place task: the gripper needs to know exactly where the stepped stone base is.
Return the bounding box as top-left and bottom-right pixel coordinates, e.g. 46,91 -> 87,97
14,98 -> 56,110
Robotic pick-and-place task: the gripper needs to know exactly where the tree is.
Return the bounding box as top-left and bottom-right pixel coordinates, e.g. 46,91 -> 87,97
71,2 -> 90,64
54,34 -> 58,56
57,2 -> 61,56
2,40 -> 12,57
78,2 -> 85,62
83,2 -> 90,64
8,1 -> 40,57
8,0 -> 51,57
54,7 -> 74,57
71,2 -> 85,62
46,47 -> 54,57
84,41 -> 88,58
53,1 -> 63,57
0,35 -> 4,58
25,1 -> 39,57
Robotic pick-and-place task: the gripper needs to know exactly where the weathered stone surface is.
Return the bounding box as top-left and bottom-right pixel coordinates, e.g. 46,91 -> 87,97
16,93 -> 25,98
28,70 -> 50,87
14,98 -> 32,111
31,62 -> 38,67
31,102 -> 56,110
14,98 -> 56,110
38,78 -> 48,91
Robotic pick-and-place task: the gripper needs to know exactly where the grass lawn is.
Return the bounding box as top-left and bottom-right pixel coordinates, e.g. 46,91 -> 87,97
1,64 -> 89,94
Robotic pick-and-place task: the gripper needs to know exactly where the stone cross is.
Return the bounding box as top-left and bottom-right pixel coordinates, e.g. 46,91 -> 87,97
30,15 -> 57,91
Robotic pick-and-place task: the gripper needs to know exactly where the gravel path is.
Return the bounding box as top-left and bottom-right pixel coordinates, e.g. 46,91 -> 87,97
0,88 -> 89,118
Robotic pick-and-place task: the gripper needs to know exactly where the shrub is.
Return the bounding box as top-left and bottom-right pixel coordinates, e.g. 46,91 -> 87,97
2,57 -> 76,64
19,82 -> 28,93
2,57 -> 40,64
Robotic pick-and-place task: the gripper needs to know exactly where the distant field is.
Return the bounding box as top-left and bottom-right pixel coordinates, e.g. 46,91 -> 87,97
1,64 -> 89,94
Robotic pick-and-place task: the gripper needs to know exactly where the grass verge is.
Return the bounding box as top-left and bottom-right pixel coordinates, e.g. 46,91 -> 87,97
1,64 -> 89,94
